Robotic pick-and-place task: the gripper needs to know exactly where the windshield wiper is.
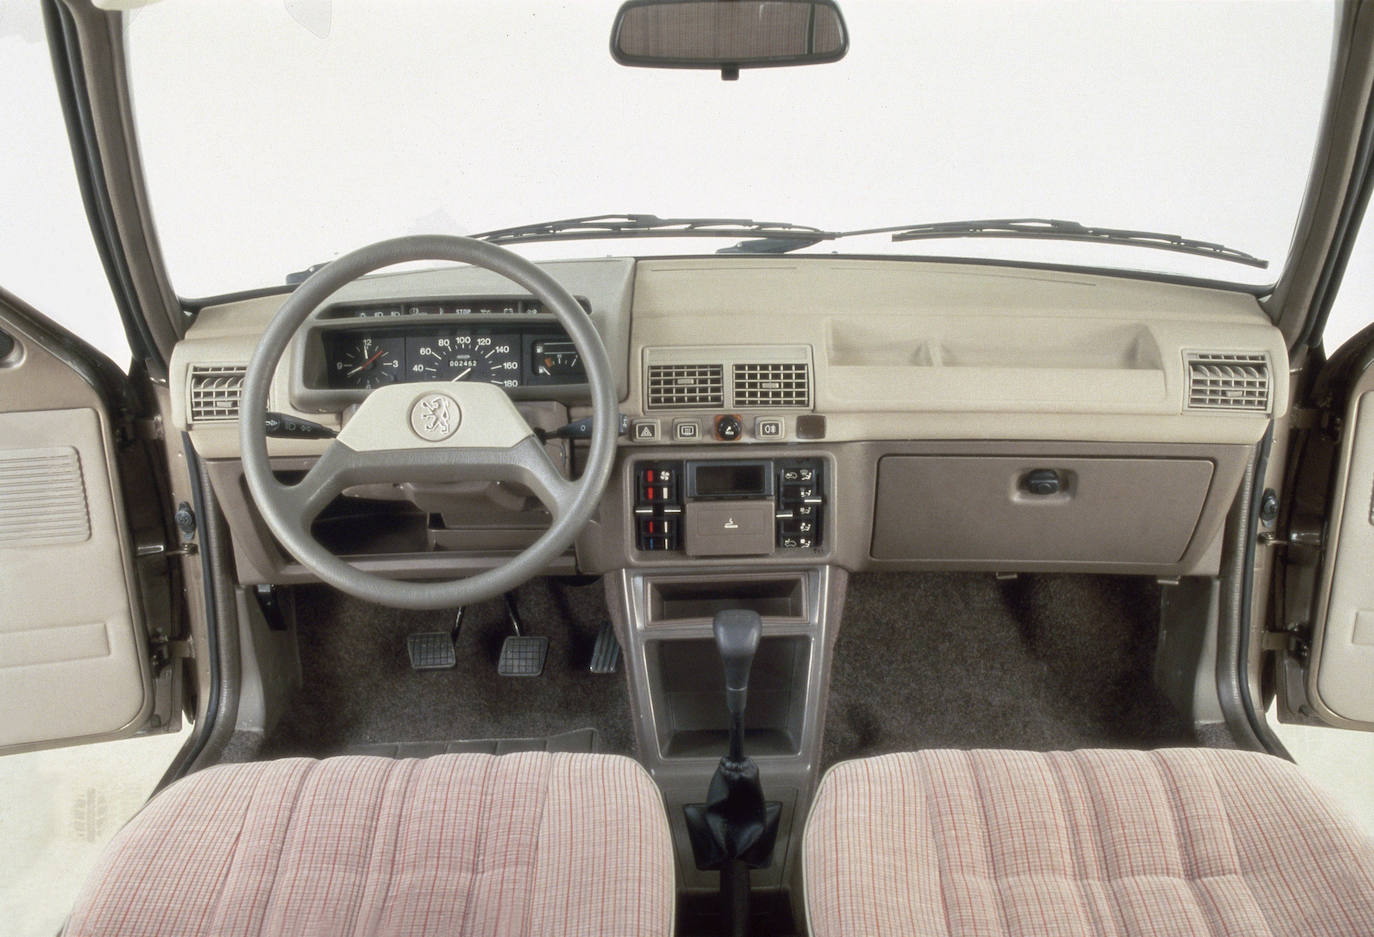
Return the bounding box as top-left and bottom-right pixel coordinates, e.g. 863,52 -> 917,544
472,213 -> 837,249
294,213 -> 1264,272
841,217 -> 1268,269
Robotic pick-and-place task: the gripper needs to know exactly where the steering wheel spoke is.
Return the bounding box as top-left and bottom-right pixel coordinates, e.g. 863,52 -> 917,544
276,441 -> 353,530
510,435 -> 579,518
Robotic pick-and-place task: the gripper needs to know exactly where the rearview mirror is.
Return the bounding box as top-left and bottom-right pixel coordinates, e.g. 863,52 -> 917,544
611,0 -> 848,79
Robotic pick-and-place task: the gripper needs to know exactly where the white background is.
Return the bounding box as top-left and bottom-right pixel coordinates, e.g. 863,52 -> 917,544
0,4 -> 1372,932
3,1 -> 1368,363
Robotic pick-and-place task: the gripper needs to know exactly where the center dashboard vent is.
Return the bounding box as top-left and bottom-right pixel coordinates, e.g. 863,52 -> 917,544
646,363 -> 724,409
733,362 -> 811,408
1184,352 -> 1270,413
188,364 -> 247,422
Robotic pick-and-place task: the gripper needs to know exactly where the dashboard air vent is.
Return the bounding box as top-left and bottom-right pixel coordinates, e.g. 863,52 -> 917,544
189,364 -> 247,423
1184,352 -> 1270,413
733,362 -> 811,408
646,363 -> 724,409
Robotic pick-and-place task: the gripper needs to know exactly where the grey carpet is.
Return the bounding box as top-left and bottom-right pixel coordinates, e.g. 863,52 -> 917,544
821,572 -> 1193,767
261,576 -> 634,758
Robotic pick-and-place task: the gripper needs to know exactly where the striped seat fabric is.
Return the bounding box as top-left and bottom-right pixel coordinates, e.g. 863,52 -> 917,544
804,748 -> 1374,937
64,752 -> 674,937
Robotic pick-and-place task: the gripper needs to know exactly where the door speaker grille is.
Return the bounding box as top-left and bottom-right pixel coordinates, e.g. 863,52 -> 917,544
0,447 -> 90,546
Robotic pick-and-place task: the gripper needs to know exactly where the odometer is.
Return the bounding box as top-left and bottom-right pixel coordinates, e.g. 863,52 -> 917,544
405,334 -> 478,381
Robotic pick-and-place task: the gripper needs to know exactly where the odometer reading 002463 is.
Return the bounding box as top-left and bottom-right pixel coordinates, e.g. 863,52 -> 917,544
326,329 -> 522,389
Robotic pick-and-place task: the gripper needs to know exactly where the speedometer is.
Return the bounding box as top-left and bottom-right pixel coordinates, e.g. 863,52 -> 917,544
403,331 -> 520,386
469,333 -> 521,388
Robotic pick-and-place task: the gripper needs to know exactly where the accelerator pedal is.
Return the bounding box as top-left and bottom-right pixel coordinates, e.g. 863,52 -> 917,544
589,620 -> 621,674
497,591 -> 547,677
407,607 -> 464,671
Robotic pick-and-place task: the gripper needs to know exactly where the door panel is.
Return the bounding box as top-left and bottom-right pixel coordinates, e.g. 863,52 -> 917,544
1307,372 -> 1374,728
0,304 -> 155,753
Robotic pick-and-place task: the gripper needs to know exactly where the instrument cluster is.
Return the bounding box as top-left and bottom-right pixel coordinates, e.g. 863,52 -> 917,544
322,326 -> 584,390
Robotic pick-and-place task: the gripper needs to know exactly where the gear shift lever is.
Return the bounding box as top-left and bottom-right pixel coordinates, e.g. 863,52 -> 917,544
683,609 -> 780,937
715,608 -> 761,759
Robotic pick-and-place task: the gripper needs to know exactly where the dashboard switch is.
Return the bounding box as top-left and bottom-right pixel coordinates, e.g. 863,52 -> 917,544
674,419 -> 701,441
755,417 -> 784,439
714,414 -> 743,441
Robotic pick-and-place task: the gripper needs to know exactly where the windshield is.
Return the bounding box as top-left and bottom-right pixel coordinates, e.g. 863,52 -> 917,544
125,1 -> 1335,296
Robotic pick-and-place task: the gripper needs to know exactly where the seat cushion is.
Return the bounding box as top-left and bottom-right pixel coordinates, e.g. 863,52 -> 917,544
65,752 -> 674,937
804,748 -> 1374,937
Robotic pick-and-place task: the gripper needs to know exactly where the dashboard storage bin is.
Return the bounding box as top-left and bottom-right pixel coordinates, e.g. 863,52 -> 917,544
870,455 -> 1213,566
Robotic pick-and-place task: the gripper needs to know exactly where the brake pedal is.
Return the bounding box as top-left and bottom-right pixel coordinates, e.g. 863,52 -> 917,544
589,620 -> 621,674
497,591 -> 547,677
407,607 -> 464,671
407,632 -> 457,670
498,636 -> 548,677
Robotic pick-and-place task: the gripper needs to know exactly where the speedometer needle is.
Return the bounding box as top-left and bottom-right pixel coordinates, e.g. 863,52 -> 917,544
450,367 -> 473,382
346,349 -> 385,377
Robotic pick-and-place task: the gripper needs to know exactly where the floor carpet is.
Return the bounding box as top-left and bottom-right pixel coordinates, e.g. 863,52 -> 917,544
260,576 -> 635,758
260,572 -> 1191,766
821,572 -> 1194,767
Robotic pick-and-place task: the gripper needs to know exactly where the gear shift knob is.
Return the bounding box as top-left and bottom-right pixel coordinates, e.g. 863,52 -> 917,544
714,608 -> 762,719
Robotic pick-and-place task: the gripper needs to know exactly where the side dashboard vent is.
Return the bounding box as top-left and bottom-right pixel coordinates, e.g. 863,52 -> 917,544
733,362 -> 811,408
189,364 -> 247,423
646,363 -> 724,409
1184,352 -> 1270,412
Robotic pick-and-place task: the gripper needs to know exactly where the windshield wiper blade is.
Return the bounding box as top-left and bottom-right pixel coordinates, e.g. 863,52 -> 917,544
842,217 -> 1268,269
717,235 -> 829,254
472,213 -> 838,247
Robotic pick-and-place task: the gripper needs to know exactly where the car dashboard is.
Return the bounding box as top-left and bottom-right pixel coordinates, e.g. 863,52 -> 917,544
169,255 -> 1286,587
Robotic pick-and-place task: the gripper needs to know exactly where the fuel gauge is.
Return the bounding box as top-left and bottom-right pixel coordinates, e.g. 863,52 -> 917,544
532,340 -> 584,381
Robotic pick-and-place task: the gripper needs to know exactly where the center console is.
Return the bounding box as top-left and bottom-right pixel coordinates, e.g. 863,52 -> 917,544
606,564 -> 847,899
632,457 -> 826,556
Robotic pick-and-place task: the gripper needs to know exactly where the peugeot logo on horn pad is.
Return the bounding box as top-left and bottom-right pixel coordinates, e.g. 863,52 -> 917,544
409,392 -> 461,442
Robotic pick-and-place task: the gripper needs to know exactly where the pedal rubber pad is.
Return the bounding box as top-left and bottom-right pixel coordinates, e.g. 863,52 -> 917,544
589,620 -> 621,674
407,632 -> 457,670
498,635 -> 548,677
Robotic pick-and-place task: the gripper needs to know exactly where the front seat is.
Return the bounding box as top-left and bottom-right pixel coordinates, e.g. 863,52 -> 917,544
804,748 -> 1374,937
64,752 -> 675,937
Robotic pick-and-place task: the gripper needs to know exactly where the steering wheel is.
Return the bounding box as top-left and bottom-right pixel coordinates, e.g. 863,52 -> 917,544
239,235 -> 618,610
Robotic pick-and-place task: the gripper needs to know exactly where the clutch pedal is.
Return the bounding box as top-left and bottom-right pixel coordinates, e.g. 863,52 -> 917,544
407,608 -> 463,671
